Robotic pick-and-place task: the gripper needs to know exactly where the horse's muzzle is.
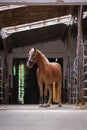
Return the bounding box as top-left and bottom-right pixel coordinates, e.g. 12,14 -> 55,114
26,60 -> 33,68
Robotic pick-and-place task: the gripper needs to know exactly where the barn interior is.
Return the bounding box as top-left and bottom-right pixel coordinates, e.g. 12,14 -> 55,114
0,2 -> 87,105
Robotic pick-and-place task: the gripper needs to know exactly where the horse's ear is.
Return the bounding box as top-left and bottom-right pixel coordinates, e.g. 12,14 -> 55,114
27,48 -> 31,54
28,47 -> 31,51
27,48 -> 31,53
34,48 -> 37,52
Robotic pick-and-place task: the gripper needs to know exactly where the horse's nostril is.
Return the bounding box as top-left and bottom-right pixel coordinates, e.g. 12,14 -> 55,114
28,60 -> 33,67
29,60 -> 33,65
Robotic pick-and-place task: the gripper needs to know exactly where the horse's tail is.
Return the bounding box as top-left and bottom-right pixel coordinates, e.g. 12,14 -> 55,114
53,82 -> 59,103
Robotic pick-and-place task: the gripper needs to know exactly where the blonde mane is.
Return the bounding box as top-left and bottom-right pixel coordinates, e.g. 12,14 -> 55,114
37,50 -> 49,64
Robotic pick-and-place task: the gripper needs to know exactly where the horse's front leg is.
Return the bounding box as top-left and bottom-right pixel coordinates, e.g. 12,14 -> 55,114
38,82 -> 44,107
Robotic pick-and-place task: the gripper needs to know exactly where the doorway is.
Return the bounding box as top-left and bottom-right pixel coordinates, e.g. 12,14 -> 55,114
12,58 -> 39,104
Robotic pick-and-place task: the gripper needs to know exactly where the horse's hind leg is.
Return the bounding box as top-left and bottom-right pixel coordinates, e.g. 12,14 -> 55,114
43,86 -> 48,107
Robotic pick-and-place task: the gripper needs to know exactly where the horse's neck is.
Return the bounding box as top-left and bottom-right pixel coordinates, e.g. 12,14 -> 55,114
37,51 -> 49,71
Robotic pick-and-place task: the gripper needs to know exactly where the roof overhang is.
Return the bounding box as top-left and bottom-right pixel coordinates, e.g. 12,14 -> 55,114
0,4 -> 87,53
0,0 -> 87,5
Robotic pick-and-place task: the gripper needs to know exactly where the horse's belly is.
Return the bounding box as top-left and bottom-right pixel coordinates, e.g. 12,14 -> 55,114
48,75 -> 58,83
47,70 -> 61,83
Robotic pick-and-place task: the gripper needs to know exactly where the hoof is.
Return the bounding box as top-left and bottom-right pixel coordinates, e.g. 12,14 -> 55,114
42,103 -> 48,107
39,104 -> 43,107
58,103 -> 62,107
47,103 -> 51,107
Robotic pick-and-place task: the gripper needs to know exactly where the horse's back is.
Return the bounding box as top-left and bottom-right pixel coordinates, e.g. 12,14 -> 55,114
47,62 -> 62,83
50,62 -> 62,77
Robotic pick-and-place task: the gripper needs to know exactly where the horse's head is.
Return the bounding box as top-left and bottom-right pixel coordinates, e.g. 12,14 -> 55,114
27,48 -> 38,68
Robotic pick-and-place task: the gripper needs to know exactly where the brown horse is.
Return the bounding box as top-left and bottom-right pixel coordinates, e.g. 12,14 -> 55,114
27,48 -> 62,107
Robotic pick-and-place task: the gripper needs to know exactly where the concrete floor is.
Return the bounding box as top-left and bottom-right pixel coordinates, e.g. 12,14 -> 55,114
0,104 -> 87,130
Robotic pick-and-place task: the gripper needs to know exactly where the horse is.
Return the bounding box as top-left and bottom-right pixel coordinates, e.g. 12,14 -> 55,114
27,48 -> 62,107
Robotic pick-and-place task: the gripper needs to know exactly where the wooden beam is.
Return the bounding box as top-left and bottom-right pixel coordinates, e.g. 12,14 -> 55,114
67,24 -> 72,81
76,5 -> 83,57
76,5 -> 83,104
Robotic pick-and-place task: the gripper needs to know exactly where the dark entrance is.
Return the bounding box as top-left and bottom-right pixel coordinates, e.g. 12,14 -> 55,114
12,58 -> 39,104
12,57 -> 64,104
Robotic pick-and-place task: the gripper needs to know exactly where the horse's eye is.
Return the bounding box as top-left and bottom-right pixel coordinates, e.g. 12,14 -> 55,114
33,53 -> 36,57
